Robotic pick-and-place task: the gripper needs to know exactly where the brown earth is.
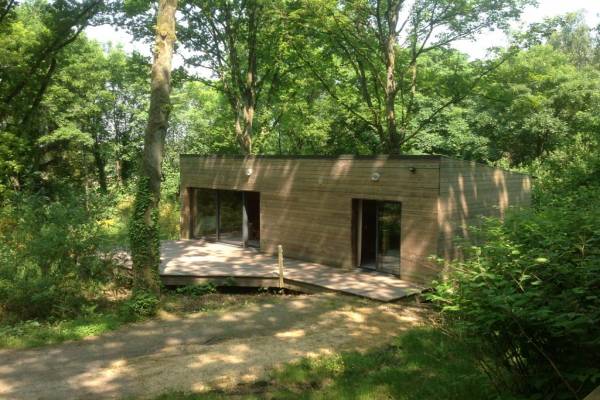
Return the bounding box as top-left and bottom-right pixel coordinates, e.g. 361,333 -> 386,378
0,294 -> 425,400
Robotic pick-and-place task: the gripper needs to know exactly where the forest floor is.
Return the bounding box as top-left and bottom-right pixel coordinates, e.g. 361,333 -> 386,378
0,293 -> 426,400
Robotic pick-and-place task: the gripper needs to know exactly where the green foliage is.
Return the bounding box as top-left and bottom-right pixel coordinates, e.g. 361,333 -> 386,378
98,190 -> 180,250
531,134 -> 600,203
429,184 -> 600,398
128,176 -> 162,295
175,283 -> 217,296
0,292 -> 274,349
473,28 -> 600,167
120,292 -> 160,320
153,327 -> 494,400
1,4 -> 600,399
0,311 -> 128,349
0,189 -> 117,322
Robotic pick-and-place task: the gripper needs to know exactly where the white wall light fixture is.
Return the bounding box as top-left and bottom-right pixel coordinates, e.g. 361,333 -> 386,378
371,172 -> 381,182
245,168 -> 253,176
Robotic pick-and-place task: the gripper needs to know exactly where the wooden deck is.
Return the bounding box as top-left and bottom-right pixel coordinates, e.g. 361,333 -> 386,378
160,240 -> 423,302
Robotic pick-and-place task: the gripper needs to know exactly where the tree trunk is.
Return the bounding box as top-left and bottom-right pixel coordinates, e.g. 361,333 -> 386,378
91,131 -> 107,193
129,0 -> 177,296
234,106 -> 251,154
115,159 -> 123,186
241,101 -> 254,153
384,36 -> 398,154
231,0 -> 258,155
383,2 -> 400,155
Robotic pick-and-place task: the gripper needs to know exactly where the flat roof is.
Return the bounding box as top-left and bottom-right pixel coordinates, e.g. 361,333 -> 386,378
180,154 -> 530,176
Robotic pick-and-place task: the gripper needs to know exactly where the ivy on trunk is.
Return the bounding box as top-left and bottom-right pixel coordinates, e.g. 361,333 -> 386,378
129,0 -> 178,296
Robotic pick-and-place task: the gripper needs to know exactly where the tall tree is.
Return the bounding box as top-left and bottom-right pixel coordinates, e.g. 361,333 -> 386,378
0,0 -> 103,122
523,12 -> 599,69
0,0 -> 105,194
294,0 -> 532,153
129,0 -> 178,295
179,0 -> 281,154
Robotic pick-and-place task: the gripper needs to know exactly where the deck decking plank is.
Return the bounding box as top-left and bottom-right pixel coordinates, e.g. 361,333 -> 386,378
160,240 -> 423,302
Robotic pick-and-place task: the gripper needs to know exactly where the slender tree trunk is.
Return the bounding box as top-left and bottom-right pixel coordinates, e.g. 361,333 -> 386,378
242,0 -> 258,154
384,35 -> 398,154
383,2 -> 400,154
129,0 -> 177,296
115,159 -> 123,186
240,101 -> 254,153
91,131 -> 107,193
234,105 -> 251,153
229,0 -> 258,155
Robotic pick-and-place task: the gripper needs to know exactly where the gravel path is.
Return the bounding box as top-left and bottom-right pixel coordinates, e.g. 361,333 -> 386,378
0,294 -> 424,400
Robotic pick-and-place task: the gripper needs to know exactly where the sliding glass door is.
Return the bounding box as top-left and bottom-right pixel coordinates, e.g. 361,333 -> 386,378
353,199 -> 402,275
218,190 -> 243,244
244,191 -> 260,247
193,188 -> 259,247
377,201 -> 402,274
193,189 -> 217,241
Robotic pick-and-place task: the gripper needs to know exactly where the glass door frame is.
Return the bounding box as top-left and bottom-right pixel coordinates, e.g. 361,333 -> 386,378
376,201 -> 402,274
217,189 -> 244,245
352,198 -> 402,275
192,188 -> 259,248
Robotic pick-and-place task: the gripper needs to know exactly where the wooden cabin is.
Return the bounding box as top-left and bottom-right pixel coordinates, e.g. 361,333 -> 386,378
179,155 -> 531,285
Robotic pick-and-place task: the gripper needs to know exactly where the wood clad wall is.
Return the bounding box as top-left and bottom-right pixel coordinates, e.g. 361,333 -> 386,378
437,157 -> 532,260
180,156 -> 442,284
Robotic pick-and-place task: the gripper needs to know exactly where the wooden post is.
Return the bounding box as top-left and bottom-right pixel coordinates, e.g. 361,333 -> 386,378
277,245 -> 284,289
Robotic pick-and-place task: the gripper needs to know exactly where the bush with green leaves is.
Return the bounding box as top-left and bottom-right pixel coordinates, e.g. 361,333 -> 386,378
0,189 -> 115,322
175,283 -> 216,296
429,184 -> 600,399
120,292 -> 159,320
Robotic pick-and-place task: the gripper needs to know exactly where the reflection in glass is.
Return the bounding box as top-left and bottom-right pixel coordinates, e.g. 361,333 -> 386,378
193,188 -> 260,247
218,190 -> 243,244
377,201 -> 402,274
245,191 -> 261,247
194,189 -> 217,240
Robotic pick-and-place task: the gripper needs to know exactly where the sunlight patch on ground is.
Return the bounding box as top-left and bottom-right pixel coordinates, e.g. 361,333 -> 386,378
0,294 -> 425,400
275,329 -> 306,338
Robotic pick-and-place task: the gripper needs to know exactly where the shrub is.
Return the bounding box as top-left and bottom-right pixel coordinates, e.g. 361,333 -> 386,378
429,184 -> 600,399
0,190 -> 114,322
120,292 -> 160,320
175,283 -> 216,296
98,191 -> 180,248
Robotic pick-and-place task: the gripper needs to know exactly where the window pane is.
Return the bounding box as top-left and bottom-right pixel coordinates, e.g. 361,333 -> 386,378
245,191 -> 260,247
218,190 -> 243,244
194,189 -> 217,240
377,201 -> 401,274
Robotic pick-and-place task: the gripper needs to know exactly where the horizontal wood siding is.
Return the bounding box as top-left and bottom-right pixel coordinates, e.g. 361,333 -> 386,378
437,157 -> 532,260
180,156 -> 441,284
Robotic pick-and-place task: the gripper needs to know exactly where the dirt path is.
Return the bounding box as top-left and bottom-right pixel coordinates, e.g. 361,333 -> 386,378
0,294 -> 424,400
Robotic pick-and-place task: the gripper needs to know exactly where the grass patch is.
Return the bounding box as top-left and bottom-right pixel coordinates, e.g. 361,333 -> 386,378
0,311 -> 129,349
159,290 -> 293,315
154,327 -> 496,400
0,289 -> 294,350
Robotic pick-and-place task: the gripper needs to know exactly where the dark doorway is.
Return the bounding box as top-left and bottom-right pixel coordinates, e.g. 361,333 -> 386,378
352,199 -> 402,275
377,201 -> 402,274
360,200 -> 377,269
244,191 -> 260,248
193,188 -> 260,248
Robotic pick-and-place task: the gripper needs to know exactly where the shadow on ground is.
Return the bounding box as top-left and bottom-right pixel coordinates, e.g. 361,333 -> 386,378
0,294 -> 425,400
153,326 -> 493,400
